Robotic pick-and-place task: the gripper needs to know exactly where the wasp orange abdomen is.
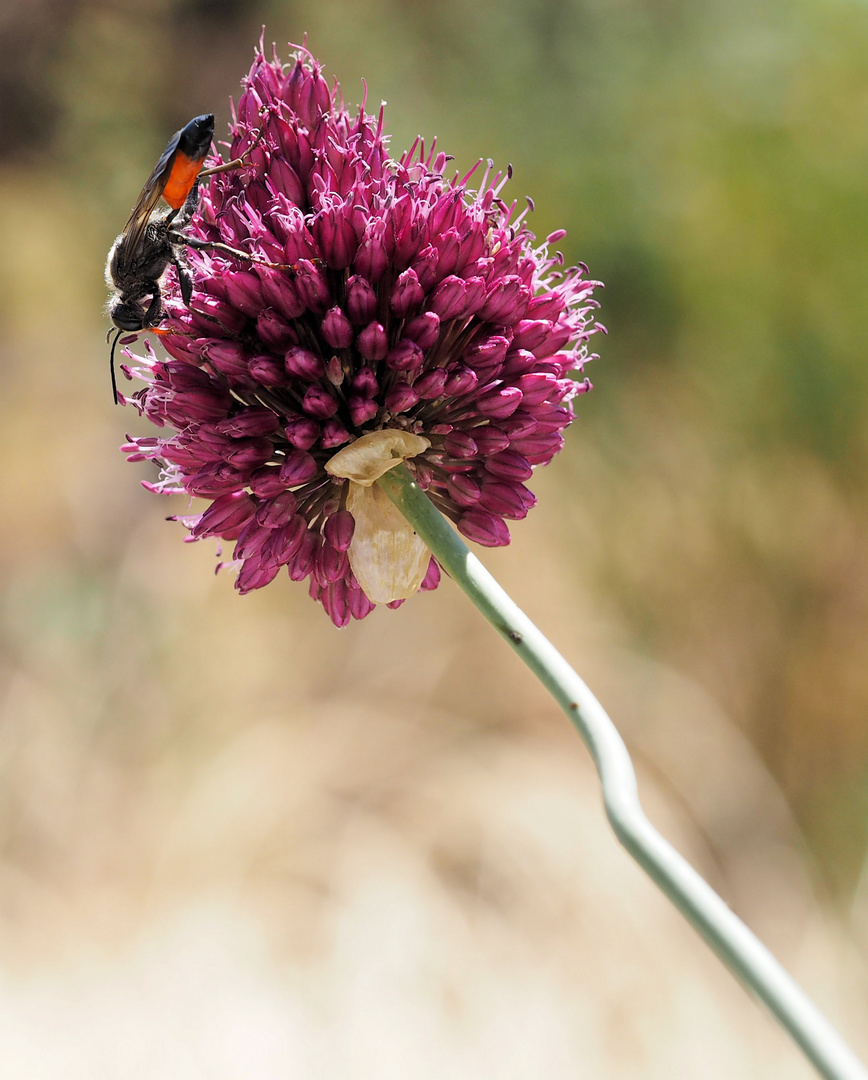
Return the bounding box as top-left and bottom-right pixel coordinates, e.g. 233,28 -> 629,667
161,114 -> 215,209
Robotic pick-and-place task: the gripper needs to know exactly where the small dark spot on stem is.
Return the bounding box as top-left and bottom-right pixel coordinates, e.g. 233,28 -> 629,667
508,630 -> 523,644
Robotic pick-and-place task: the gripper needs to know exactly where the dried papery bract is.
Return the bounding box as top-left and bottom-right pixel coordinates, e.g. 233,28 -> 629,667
344,484 -> 431,602
326,431 -> 431,602
121,40 -> 602,625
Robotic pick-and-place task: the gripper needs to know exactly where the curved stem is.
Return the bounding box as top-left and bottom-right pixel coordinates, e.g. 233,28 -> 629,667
377,464 -> 868,1080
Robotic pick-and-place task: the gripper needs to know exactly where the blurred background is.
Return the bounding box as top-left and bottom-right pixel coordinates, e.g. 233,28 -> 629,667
1,0 -> 867,1075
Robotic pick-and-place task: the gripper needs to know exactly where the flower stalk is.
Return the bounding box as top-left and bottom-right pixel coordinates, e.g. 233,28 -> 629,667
377,462 -> 868,1080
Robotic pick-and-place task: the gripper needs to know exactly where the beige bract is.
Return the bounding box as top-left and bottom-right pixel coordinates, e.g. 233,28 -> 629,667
326,431 -> 432,603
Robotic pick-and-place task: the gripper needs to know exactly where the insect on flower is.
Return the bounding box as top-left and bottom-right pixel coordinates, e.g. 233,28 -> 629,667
120,41 -> 603,626
105,113 -> 276,404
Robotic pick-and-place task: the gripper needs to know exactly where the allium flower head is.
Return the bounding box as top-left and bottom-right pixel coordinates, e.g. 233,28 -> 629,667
122,41 -> 602,626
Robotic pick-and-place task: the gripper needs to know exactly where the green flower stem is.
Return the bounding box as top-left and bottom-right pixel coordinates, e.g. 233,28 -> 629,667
377,463 -> 868,1080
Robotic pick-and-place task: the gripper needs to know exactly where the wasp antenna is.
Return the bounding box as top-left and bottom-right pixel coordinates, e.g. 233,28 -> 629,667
109,328 -> 123,406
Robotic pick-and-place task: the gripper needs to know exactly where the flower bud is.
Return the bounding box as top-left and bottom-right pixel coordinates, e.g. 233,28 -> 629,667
458,509 -> 511,547
390,269 -> 425,317
345,275 -> 378,324
357,321 -> 388,361
321,306 -> 354,349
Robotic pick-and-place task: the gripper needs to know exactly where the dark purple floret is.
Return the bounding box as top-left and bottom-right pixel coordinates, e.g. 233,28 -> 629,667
121,41 -> 602,625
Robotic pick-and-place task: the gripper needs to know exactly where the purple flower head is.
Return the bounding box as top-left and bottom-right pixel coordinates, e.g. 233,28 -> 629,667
121,41 -> 602,626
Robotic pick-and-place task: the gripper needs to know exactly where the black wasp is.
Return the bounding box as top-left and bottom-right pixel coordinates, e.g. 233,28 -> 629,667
105,113 -> 269,404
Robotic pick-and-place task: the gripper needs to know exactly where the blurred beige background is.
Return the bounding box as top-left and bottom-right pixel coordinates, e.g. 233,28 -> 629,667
1,0 -> 867,1076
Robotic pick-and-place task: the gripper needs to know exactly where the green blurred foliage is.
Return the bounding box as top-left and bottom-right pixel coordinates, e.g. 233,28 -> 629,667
2,0 -> 868,906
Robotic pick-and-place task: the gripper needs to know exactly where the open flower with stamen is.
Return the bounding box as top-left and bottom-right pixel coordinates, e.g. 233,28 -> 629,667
121,40 -> 602,626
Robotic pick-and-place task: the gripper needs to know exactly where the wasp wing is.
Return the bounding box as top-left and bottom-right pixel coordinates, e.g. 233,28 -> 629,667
118,116 -> 216,266
117,128 -> 184,269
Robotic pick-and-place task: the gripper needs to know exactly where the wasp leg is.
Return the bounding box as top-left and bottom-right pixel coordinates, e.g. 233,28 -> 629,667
199,118 -> 268,178
172,257 -> 194,306
141,284 -> 164,327
170,230 -> 290,270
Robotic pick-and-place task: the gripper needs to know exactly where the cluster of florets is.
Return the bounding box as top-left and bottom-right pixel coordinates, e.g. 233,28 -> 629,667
122,42 -> 602,626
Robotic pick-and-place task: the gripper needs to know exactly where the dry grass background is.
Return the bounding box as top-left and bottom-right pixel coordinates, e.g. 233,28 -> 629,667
1,1 -> 868,1075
